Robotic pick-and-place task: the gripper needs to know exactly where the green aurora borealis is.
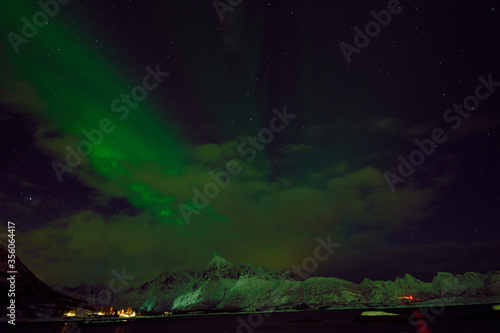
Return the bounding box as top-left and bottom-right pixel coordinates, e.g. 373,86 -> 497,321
2,1 -> 192,224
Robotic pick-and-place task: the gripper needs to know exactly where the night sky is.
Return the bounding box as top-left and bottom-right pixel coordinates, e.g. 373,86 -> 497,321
1,0 -> 499,287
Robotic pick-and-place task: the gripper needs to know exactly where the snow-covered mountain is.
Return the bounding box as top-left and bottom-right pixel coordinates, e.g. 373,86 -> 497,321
104,256 -> 500,313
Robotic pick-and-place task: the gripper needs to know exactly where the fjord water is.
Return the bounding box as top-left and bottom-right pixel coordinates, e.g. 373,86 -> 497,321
6,304 -> 498,332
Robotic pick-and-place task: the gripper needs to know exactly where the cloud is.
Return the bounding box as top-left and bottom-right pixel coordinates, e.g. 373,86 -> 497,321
0,80 -> 46,115
187,141 -> 240,165
0,79 -> 462,287
363,117 -> 435,139
0,58 -> 46,116
282,143 -> 314,153
365,117 -> 401,131
6,149 -> 444,286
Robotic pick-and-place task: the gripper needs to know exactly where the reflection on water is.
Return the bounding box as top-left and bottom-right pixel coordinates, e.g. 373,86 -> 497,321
60,322 -> 79,333
412,309 -> 432,333
59,321 -> 128,332
415,319 -> 432,333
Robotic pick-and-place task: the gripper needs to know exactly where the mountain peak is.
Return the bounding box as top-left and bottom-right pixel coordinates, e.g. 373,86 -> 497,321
201,256 -> 238,281
206,256 -> 233,269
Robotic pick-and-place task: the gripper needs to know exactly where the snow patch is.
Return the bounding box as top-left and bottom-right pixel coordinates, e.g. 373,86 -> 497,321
173,289 -> 202,309
361,311 -> 400,316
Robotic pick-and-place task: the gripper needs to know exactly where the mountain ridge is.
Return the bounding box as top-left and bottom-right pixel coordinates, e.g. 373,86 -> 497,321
93,256 -> 500,313
3,249 -> 499,319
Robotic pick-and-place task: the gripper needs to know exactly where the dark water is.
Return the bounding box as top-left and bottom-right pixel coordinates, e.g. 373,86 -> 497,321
3,304 -> 499,332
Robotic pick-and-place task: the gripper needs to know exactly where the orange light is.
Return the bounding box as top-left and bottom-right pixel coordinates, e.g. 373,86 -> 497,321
398,295 -> 414,300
